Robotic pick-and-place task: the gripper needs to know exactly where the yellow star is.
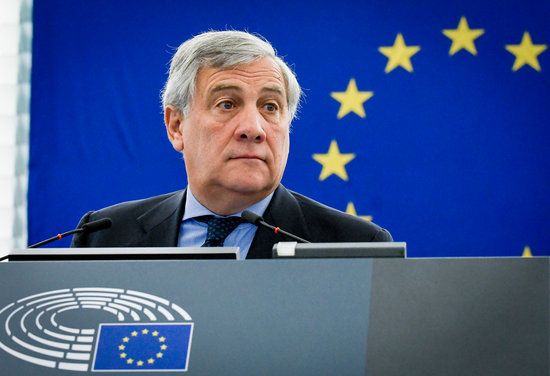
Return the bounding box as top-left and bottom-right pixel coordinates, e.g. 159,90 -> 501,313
378,33 -> 420,73
156,352 -> 164,358
141,329 -> 149,335
505,32 -> 547,71
152,331 -> 159,337
148,358 -> 155,364
122,337 -> 129,343
313,140 -> 356,181
330,79 -> 374,119
159,336 -> 166,342
127,358 -> 133,364
442,16 -> 484,55
522,245 -> 532,257
137,360 -> 144,366
160,344 -> 167,350
131,331 -> 138,337
345,202 -> 373,221
120,353 -> 127,359
118,345 -> 125,351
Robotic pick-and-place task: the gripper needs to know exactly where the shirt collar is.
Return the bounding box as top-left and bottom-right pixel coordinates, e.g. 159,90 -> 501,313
182,187 -> 274,221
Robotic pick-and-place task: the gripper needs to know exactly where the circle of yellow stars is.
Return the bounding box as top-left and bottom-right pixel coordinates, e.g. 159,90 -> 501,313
119,328 -> 167,367
314,15 -> 547,235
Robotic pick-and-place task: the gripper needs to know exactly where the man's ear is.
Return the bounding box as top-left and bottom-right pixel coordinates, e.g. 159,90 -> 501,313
165,105 -> 185,152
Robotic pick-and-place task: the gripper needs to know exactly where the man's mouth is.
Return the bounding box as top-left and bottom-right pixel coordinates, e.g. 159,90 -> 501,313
231,154 -> 265,161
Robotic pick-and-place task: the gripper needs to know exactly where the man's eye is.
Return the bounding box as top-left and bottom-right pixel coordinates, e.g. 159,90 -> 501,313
218,101 -> 234,110
264,103 -> 278,112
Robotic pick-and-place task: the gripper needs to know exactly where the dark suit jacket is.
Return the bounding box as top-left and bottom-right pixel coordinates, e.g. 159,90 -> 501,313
71,185 -> 392,258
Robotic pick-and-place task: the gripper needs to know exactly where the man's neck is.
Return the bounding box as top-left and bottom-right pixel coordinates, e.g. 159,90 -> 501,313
190,186 -> 276,216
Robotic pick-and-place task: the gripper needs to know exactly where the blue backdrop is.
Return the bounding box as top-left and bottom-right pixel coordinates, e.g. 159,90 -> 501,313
29,0 -> 550,256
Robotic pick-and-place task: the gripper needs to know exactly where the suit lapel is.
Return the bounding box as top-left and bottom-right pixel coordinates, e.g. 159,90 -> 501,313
247,185 -> 311,259
135,189 -> 186,247
129,186 -> 307,256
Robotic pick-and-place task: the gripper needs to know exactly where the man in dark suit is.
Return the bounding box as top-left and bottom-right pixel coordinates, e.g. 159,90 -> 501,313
71,30 -> 392,258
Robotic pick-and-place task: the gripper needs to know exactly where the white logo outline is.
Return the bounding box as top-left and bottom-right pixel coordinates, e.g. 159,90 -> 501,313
0,288 -> 193,372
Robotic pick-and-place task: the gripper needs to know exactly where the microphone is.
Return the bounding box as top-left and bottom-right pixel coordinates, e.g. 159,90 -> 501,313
80,218 -> 112,233
28,218 -> 113,248
241,210 -> 310,243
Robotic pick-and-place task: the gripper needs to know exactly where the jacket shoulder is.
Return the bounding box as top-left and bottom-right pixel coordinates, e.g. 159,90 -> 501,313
71,190 -> 185,247
88,191 -> 183,218
288,190 -> 393,242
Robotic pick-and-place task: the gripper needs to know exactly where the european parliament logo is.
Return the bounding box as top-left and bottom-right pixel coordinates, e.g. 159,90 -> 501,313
0,288 -> 194,372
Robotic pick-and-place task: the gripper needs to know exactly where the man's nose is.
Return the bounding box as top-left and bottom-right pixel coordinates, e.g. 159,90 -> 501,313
235,105 -> 266,142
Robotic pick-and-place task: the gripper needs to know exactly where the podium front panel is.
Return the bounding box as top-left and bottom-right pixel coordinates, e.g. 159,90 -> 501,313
0,259 -> 373,375
0,257 -> 548,375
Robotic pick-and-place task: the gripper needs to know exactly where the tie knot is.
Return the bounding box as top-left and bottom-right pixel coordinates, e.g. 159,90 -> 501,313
195,215 -> 245,247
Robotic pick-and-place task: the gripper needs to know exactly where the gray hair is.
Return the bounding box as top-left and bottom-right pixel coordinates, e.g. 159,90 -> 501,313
161,30 -> 302,121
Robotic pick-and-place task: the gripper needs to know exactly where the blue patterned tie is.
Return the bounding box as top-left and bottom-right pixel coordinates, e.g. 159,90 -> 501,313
195,216 -> 244,247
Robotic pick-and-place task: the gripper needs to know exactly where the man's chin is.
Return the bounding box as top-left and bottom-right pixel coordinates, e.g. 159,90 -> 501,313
222,178 -> 276,197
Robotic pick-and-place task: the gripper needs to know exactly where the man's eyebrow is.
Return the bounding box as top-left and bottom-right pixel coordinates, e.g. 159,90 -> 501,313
261,86 -> 285,97
208,84 -> 242,97
207,84 -> 285,98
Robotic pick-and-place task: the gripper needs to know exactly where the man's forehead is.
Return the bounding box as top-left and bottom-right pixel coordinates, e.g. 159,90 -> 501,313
197,58 -> 287,98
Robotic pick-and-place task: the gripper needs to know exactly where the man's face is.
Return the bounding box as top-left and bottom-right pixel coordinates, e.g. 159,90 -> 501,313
166,57 -> 291,213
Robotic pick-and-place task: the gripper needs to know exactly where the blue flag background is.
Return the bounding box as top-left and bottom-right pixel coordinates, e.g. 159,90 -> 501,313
29,0 -> 550,256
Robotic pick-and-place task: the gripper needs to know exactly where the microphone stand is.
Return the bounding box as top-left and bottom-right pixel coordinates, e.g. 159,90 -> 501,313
28,228 -> 85,248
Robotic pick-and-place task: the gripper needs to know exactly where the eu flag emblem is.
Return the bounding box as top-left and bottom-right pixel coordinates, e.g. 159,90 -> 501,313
92,323 -> 193,371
